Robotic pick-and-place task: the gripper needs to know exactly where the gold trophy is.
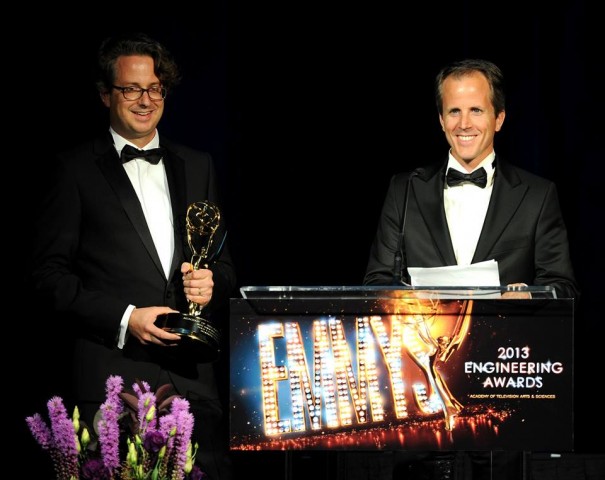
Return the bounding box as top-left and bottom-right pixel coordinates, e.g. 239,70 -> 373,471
405,300 -> 472,430
155,201 -> 224,361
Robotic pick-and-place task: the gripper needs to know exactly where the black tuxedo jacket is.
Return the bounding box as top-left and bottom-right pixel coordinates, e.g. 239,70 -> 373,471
364,157 -> 579,299
32,133 -> 237,403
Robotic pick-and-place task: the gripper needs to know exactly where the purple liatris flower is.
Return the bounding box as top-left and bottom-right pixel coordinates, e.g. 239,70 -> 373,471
170,398 -> 195,478
104,375 -> 124,401
47,397 -> 79,457
98,376 -> 124,474
47,396 -> 80,479
132,379 -> 152,397
159,414 -> 178,451
138,391 -> 158,433
25,413 -> 53,449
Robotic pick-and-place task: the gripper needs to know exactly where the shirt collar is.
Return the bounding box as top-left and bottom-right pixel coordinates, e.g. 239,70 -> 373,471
446,151 -> 496,186
109,127 -> 160,155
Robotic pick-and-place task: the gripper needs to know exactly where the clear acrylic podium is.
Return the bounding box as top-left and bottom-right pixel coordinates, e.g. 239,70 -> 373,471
229,286 -> 573,453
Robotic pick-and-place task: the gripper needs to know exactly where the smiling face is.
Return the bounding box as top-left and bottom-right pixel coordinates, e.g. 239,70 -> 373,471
100,55 -> 164,147
438,71 -> 505,171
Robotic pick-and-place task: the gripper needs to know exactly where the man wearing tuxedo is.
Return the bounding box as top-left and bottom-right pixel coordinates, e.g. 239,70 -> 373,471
353,59 -> 579,479
31,33 -> 236,480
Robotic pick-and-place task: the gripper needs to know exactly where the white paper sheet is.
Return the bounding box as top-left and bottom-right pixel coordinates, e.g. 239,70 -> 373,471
408,259 -> 501,287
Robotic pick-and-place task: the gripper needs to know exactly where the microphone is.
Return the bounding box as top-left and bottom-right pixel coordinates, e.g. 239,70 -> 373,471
393,168 -> 423,285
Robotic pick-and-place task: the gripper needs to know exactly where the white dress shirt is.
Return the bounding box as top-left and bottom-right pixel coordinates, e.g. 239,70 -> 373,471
109,128 -> 174,348
444,152 -> 496,266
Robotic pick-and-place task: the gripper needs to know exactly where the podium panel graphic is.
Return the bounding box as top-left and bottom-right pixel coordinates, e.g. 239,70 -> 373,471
229,286 -> 573,452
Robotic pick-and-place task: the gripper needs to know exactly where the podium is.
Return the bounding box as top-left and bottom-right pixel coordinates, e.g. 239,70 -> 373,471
229,286 -> 573,453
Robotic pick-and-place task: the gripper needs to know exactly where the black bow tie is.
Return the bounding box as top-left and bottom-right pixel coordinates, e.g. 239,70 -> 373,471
446,167 -> 488,188
120,144 -> 165,165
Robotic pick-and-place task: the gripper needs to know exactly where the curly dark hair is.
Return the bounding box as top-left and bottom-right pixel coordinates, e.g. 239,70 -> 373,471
96,32 -> 181,93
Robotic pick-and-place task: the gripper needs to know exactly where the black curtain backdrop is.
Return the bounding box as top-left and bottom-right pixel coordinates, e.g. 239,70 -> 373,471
12,1 -> 602,477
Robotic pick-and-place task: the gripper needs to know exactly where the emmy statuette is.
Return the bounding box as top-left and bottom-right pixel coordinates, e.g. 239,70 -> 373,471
155,201 -> 225,362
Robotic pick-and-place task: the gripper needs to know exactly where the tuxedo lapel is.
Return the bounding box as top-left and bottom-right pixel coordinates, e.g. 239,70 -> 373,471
472,159 -> 528,263
95,139 -> 166,278
162,148 -> 188,275
413,165 -> 458,265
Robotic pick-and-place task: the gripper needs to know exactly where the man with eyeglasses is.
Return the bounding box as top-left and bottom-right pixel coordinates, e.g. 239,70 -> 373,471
31,32 -> 236,480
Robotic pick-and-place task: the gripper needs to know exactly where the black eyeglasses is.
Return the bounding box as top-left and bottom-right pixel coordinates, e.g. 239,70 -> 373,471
111,85 -> 167,101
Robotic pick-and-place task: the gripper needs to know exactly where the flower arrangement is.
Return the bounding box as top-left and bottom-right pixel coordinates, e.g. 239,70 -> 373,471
26,375 -> 205,480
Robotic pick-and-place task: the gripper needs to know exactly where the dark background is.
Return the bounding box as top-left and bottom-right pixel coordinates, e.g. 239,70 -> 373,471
11,0 -> 602,478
